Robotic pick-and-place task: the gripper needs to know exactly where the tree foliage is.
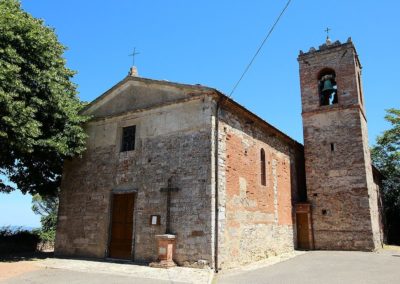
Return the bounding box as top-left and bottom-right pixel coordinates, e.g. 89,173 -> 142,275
32,193 -> 58,242
0,0 -> 88,196
371,108 -> 400,244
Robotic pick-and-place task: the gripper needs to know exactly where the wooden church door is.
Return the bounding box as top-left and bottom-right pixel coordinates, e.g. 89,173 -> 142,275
295,203 -> 314,250
297,213 -> 311,249
109,193 -> 134,259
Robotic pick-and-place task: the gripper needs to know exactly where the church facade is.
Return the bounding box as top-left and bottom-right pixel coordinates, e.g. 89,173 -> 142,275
55,39 -> 384,270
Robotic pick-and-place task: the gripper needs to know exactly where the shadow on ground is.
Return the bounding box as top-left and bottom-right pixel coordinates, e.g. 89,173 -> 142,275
0,251 -> 54,262
0,251 -> 152,267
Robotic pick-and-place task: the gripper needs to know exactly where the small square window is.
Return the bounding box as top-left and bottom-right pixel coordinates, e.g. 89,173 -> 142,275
121,126 -> 136,152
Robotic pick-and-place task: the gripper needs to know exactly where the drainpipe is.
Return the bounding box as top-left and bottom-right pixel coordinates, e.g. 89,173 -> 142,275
214,99 -> 220,273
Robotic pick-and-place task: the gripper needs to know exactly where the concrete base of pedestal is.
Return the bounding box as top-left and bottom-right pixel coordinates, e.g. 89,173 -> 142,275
149,234 -> 177,269
149,259 -> 177,268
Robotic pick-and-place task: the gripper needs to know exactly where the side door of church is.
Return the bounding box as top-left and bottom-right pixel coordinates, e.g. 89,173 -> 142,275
297,212 -> 311,249
109,193 -> 135,259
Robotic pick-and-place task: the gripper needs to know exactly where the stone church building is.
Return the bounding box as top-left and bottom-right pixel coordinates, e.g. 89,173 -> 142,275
55,38 -> 384,270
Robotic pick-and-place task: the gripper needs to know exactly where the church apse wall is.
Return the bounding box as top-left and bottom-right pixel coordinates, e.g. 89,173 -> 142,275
56,92 -> 216,266
216,106 -> 301,269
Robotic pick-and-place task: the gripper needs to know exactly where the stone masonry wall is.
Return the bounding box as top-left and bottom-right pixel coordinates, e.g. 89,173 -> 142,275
360,115 -> 384,248
303,109 -> 376,249
56,97 -> 215,266
56,145 -> 117,258
216,107 -> 300,269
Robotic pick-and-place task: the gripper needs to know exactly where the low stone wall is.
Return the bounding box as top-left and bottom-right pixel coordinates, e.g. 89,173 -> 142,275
37,241 -> 54,252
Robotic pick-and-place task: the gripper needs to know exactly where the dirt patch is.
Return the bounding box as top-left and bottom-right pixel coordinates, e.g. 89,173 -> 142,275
0,261 -> 42,281
0,252 -> 52,281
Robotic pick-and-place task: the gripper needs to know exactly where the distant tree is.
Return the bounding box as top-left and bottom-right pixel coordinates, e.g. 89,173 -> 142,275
32,193 -> 58,242
371,108 -> 400,244
0,0 -> 88,196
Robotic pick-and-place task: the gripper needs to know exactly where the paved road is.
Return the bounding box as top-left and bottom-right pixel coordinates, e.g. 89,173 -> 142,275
217,250 -> 400,284
2,268 -> 185,284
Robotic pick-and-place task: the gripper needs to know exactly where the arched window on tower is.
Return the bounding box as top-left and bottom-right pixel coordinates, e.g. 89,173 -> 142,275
318,69 -> 338,106
260,148 -> 266,186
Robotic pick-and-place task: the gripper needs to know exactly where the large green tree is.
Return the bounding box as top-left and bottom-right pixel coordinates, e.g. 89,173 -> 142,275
0,0 -> 87,196
371,108 -> 400,244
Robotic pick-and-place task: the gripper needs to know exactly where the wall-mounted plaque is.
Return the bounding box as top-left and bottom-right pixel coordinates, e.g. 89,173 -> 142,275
150,215 -> 161,225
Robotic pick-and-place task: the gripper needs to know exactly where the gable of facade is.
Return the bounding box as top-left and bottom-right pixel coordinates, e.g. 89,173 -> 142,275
83,76 -> 216,119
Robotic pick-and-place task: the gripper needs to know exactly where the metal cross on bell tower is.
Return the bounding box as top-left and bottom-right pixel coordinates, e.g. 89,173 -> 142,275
325,27 -> 332,45
325,27 -> 331,38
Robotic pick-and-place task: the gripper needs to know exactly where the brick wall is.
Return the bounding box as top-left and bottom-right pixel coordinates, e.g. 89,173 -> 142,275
216,107 -> 301,269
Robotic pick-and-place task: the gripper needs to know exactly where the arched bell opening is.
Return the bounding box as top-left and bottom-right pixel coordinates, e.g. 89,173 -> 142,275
318,68 -> 338,106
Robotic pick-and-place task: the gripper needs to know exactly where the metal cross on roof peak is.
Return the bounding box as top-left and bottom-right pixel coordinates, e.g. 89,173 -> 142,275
129,47 -> 140,66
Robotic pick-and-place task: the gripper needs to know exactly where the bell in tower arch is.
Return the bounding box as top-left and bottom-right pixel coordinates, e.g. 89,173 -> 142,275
319,74 -> 338,106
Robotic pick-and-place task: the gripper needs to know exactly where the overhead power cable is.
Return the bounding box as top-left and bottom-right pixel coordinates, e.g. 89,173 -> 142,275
228,0 -> 292,98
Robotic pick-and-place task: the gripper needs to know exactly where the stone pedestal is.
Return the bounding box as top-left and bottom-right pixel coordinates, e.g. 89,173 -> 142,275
149,234 -> 177,268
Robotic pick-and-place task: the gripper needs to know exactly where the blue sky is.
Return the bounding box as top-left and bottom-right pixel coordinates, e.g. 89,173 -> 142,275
1,0 -> 399,227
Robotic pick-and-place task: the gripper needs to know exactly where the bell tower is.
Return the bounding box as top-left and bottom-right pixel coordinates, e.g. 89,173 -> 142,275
298,38 -> 382,250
